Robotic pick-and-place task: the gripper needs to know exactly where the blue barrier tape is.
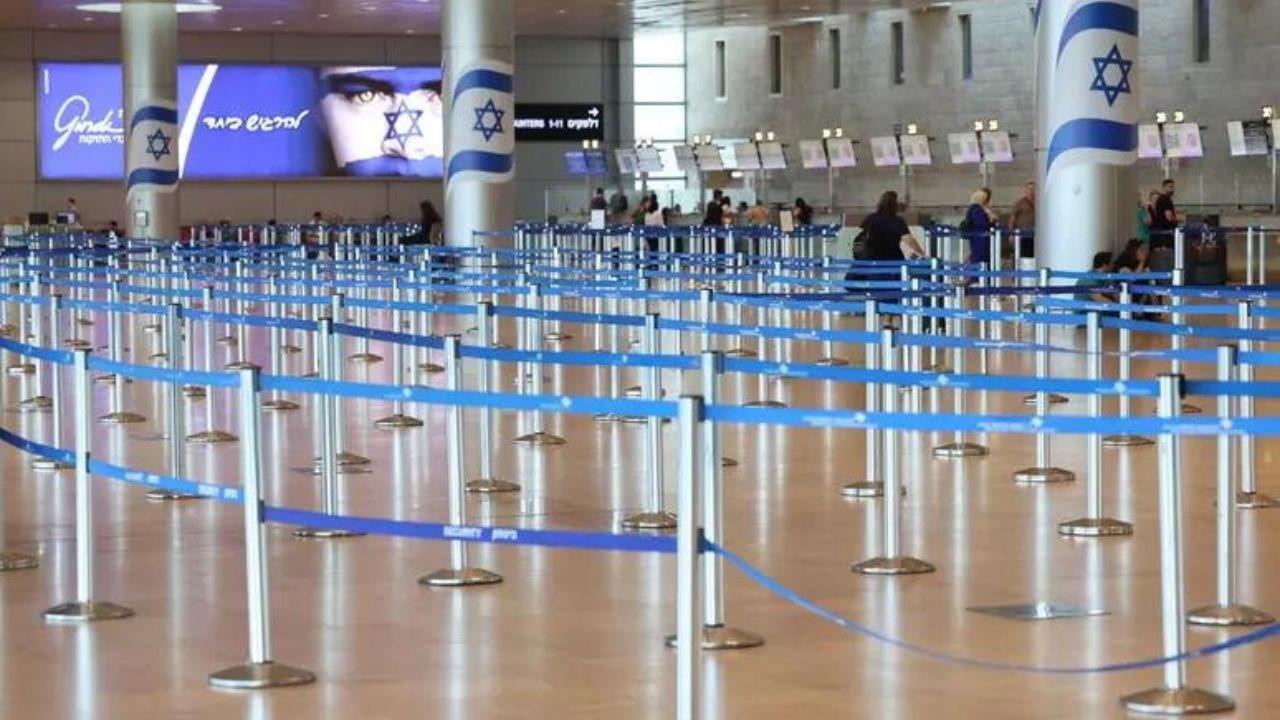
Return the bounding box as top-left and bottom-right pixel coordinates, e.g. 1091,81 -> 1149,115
87,356 -> 239,388
0,426 -> 74,464
0,336 -> 73,365
709,541 -> 1280,675
1035,297 -> 1239,317
61,298 -> 166,316
262,506 -> 677,554
1102,316 -> 1280,341
463,344 -> 699,371
332,322 -> 445,350
88,458 -> 244,502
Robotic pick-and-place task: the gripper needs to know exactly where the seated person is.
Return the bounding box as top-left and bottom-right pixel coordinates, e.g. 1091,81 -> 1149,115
1075,251 -> 1117,305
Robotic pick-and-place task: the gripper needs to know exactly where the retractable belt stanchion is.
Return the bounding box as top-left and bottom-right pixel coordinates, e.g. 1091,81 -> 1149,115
842,300 -> 887,499
262,280 -> 300,412
675,395 -> 704,720
1103,284 -> 1153,447
18,284 -> 52,411
226,261 -> 258,370
208,366 -> 317,690
466,302 -> 519,494
421,335 -> 503,587
188,288 -> 237,443
594,291 -> 627,423
149,304 -> 199,501
666,352 -> 761,651
296,318 -> 364,539
1168,268 -> 1201,415
322,294 -> 370,468
513,285 -> 566,446
1059,312 -> 1132,537
1022,269 -> 1067,406
623,314 -> 677,531
1235,303 -> 1277,509
933,284 -> 987,458
30,294 -> 71,471
6,285 -> 33,375
97,281 -> 146,424
1121,375 -> 1234,715
1186,345 -> 1274,627
374,280 -> 424,429
43,348 -> 134,621
853,328 -> 934,576
1012,312 -> 1075,484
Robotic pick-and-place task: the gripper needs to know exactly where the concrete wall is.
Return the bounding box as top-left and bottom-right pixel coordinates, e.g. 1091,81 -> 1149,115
0,29 -> 624,228
685,0 -> 1280,217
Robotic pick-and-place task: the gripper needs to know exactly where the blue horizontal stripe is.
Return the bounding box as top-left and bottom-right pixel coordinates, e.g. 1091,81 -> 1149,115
447,150 -> 514,180
453,68 -> 513,96
127,168 -> 179,190
1057,1 -> 1139,63
1046,119 -> 1136,172
130,105 -> 178,131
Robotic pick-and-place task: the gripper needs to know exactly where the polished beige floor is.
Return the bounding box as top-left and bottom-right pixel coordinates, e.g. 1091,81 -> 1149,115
2,306 -> 1279,720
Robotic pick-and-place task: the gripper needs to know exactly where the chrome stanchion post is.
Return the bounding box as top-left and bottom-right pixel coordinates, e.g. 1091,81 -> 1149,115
1122,375 -> 1235,715
322,294 -> 370,467
513,284 -> 566,446
209,367 -> 317,689
18,279 -> 52,410
1012,313 -> 1076,484
674,395 -> 704,720
1234,302 -> 1276,508
421,335 -> 503,587
467,302 -> 519,493
842,299 -> 887,498
623,314 -> 677,530
188,288 -> 237,443
374,280 -> 423,429
31,294 -> 72,470
1246,227 -> 1257,285
1022,269 -> 1067,406
98,281 -> 146,424
1168,268 -> 1201,414
148,303 -> 199,501
43,348 -> 133,620
262,279 -> 299,412
932,284 -> 987,458
1059,312 -> 1132,537
853,328 -> 934,575
666,353 -> 760,650
1104,283 -> 1153,447
1187,345 -> 1274,627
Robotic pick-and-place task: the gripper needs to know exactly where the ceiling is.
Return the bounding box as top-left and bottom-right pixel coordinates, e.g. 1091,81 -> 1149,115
3,0 -> 909,37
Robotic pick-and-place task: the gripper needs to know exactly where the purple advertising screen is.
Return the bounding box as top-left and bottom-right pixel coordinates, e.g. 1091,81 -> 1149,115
38,62 -> 444,180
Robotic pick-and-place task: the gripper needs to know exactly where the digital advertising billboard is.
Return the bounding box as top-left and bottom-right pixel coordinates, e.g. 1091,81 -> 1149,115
39,62 -> 445,180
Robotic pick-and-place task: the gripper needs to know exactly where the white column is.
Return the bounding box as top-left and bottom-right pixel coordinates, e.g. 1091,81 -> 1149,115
1035,0 -> 1139,274
444,0 -> 515,249
122,0 -> 180,241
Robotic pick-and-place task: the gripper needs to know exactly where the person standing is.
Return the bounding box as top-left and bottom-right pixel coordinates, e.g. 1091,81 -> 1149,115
1150,179 -> 1182,248
962,187 -> 998,266
1136,190 -> 1160,245
1009,181 -> 1036,261
745,199 -> 770,225
589,187 -> 608,212
793,198 -> 814,226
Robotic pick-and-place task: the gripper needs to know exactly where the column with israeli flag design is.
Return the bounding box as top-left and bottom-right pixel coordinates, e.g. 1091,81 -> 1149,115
126,100 -> 179,203
122,0 -> 180,241
443,0 -> 516,249
1036,0 -> 1139,275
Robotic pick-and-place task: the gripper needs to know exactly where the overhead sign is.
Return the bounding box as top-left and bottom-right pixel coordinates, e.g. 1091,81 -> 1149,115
513,103 -> 604,141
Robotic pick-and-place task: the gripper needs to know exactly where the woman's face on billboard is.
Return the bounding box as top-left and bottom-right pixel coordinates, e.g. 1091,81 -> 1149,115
319,67 -> 444,177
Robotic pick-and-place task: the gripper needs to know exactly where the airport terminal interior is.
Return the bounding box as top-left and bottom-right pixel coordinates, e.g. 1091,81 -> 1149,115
5,1 -> 1280,718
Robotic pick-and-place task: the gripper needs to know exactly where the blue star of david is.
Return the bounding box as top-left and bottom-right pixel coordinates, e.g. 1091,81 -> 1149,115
1090,44 -> 1133,107
145,128 -> 172,162
473,98 -> 506,142
383,100 -> 424,152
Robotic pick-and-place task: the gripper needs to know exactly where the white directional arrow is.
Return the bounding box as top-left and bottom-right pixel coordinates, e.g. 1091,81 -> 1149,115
588,106 -> 600,117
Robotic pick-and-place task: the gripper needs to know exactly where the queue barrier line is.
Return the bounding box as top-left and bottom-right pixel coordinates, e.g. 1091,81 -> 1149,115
0,336 -> 73,365
184,309 -> 320,334
87,355 -> 241,389
709,541 -> 1280,675
0,425 -> 74,465
1035,297 -> 1242,317
262,507 -> 678,555
332,322 -> 446,351
88,458 -> 245,503
1101,316 -> 1280,342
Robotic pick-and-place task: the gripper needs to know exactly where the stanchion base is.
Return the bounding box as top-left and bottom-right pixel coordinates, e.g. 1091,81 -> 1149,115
224,361 -> 260,371
183,385 -> 207,399
75,318 -> 94,327
143,323 -> 161,333
42,600 -> 134,623
1103,434 -> 1155,448
544,332 -> 574,342
64,339 -> 92,349
1187,603 -> 1275,627
1180,403 -> 1203,415
1120,687 -> 1234,715
932,442 -> 989,458
216,336 -> 238,347
208,661 -> 317,690
420,363 -> 445,374
663,625 -> 765,651
0,552 -> 38,571
6,363 -> 34,376
1013,467 -> 1076,484
17,395 -> 53,411
841,481 -> 884,498
594,413 -> 626,423
724,348 -> 757,358
1057,517 -> 1133,537
145,490 -> 201,501
374,413 -> 425,429
0,324 -> 14,337
815,357 -> 849,367
149,352 -> 168,362
419,567 -> 504,587
513,431 -> 567,446
280,344 -> 303,355
310,452 -> 372,468
621,511 -> 677,530
743,400 -> 787,408
466,478 -> 522,494
1235,491 -> 1280,510
292,527 -> 366,539
1022,393 -> 1068,405
94,374 -> 132,385
262,399 -> 300,411
721,457 -> 739,468
186,430 -> 239,444
31,458 -> 71,471
348,353 -> 384,364
98,411 -> 148,425
852,556 -> 936,576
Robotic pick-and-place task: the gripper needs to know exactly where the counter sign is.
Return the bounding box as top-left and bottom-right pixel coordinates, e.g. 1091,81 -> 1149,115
514,104 -> 605,142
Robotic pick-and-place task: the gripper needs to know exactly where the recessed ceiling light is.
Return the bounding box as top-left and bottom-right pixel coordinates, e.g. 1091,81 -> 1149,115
271,19 -> 284,25
230,26 -> 243,32
76,2 -> 223,13
318,13 -> 330,19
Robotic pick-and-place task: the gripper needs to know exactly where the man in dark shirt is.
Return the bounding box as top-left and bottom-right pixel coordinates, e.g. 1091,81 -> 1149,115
589,187 -> 608,211
1150,179 -> 1180,249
